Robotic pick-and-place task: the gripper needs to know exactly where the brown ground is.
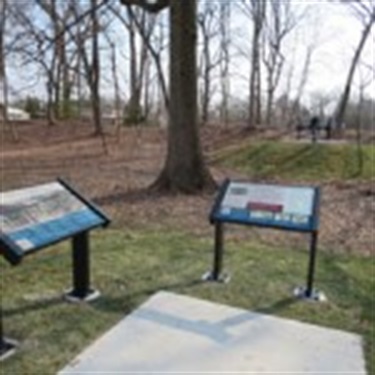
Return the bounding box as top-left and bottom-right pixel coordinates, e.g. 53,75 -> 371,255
1,120 -> 374,256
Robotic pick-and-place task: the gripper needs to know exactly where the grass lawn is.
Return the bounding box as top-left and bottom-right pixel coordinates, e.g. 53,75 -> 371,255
217,141 -> 374,181
1,229 -> 373,374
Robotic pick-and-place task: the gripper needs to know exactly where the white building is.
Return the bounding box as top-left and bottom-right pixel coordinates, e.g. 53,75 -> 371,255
0,103 -> 30,121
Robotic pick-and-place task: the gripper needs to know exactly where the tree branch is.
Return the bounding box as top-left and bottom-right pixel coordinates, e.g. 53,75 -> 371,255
120,0 -> 169,13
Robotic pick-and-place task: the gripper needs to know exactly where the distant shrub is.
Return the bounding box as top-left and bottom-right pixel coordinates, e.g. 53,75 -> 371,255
24,96 -> 42,119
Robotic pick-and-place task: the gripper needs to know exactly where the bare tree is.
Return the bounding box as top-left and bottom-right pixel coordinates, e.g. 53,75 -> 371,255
115,4 -> 169,114
126,6 -> 155,124
109,40 -> 122,133
69,0 -> 107,138
334,0 -> 375,133
36,0 -> 74,120
120,0 -> 215,193
290,14 -> 320,128
90,0 -> 103,136
355,63 -> 372,174
263,0 -> 298,126
198,1 -> 221,125
111,4 -> 162,123
134,10 -> 169,113
219,2 -> 231,126
0,0 -> 18,141
241,0 -> 267,129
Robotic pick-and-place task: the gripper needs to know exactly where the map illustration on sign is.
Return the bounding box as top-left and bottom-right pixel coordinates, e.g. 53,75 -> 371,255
211,181 -> 318,231
0,182 -> 106,253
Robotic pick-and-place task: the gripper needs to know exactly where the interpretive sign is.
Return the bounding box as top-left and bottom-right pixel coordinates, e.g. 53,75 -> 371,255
0,180 -> 108,264
205,179 -> 323,302
210,181 -> 319,232
0,179 -> 110,361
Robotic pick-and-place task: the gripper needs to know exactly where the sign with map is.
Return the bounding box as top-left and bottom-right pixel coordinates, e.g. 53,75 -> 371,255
0,181 -> 107,260
211,180 -> 319,232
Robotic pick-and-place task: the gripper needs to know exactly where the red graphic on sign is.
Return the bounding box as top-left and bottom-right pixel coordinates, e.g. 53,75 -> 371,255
247,202 -> 283,213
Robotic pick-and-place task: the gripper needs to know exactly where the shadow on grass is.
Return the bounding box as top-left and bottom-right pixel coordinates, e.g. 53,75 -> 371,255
92,279 -> 204,314
319,254 -> 374,375
320,255 -> 373,323
255,297 -> 297,315
2,279 -> 204,320
3,296 -> 64,318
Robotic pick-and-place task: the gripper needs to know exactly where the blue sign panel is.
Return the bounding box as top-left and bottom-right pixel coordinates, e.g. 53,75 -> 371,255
211,180 -> 320,232
0,182 -> 107,256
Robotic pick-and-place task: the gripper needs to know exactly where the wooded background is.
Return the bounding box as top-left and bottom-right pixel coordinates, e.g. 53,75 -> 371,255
0,0 -> 374,192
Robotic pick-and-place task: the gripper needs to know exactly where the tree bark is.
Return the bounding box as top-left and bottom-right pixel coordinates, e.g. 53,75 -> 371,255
151,0 -> 215,193
120,0 -> 215,193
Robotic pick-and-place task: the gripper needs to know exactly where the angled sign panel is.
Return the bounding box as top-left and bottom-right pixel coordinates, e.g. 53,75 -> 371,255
211,180 -> 320,232
0,180 -> 108,264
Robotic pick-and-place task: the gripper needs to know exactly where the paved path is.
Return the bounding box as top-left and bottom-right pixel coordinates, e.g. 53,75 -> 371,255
59,291 -> 366,374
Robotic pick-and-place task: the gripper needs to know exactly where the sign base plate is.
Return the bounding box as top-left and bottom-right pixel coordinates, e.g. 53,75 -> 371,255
0,338 -> 18,362
293,286 -> 327,302
201,271 -> 231,283
64,289 -> 101,303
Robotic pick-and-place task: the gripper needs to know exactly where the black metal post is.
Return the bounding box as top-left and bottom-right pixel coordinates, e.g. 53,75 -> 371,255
306,231 -> 318,298
212,222 -> 224,281
70,232 -> 91,299
63,231 -> 100,302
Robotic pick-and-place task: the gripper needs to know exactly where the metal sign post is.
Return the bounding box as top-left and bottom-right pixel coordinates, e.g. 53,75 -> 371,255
294,231 -> 325,301
202,222 -> 230,283
65,232 -> 100,302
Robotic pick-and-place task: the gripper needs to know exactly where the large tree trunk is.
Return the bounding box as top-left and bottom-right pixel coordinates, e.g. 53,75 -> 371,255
151,0 -> 215,193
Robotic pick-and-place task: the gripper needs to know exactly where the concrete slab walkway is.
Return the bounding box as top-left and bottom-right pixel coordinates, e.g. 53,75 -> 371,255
59,291 -> 366,374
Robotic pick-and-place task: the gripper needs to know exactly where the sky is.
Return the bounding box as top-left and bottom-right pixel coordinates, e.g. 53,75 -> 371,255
228,1 -> 374,108
4,0 -> 374,113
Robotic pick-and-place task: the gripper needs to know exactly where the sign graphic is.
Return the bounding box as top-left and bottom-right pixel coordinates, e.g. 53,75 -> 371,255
211,181 -> 318,231
1,182 -> 105,253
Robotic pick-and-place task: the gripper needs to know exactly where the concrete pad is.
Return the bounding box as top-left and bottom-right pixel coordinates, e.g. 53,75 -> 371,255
59,291 -> 366,374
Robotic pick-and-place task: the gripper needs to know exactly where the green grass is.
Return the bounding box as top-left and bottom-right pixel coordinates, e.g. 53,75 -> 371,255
1,229 -> 374,374
219,142 -> 374,181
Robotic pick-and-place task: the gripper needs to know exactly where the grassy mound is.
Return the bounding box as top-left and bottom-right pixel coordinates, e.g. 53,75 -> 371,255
219,142 -> 374,181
